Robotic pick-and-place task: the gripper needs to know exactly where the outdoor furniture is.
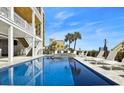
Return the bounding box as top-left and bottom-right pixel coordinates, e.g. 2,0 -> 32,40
102,58 -> 124,70
61,50 -> 64,54
80,51 -> 88,57
55,50 -> 58,54
73,50 -> 77,54
89,50 -> 117,65
97,50 -> 104,58
68,50 -> 70,53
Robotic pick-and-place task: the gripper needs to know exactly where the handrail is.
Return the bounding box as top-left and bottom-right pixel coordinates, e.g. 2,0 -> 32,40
14,12 -> 33,35
25,36 -> 33,55
0,7 -> 33,35
0,7 -> 11,19
35,41 -> 41,55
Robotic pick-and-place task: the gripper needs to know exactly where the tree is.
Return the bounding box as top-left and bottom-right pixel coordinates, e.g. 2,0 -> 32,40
64,33 -> 74,50
73,32 -> 81,50
48,41 -> 57,53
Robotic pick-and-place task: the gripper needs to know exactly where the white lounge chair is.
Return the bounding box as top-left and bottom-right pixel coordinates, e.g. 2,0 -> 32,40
84,50 -> 105,63
102,58 -> 124,70
91,50 -> 118,64
73,50 -> 77,55
97,50 -> 104,58
79,51 -> 87,57
79,52 -> 83,57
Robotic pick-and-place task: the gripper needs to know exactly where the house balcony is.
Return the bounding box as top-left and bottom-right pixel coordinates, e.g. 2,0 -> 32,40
36,7 -> 41,14
14,12 -> 33,35
0,7 -> 33,35
0,7 -> 11,19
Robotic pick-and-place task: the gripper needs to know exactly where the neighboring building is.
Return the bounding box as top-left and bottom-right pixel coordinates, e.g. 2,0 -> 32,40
55,40 -> 65,51
0,7 -> 44,62
49,39 -> 65,51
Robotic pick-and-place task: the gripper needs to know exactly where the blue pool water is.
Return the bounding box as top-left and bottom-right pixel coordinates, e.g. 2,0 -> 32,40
0,57 -> 117,86
43,58 -> 74,86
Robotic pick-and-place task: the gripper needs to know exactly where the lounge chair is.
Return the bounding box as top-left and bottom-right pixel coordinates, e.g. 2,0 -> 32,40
102,58 -> 124,70
97,50 -> 104,58
79,51 -> 85,57
91,49 -> 118,65
83,51 -> 88,57
84,50 -> 105,63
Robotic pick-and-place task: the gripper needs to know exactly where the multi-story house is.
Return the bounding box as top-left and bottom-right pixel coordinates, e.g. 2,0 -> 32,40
0,7 -> 45,62
49,38 -> 65,52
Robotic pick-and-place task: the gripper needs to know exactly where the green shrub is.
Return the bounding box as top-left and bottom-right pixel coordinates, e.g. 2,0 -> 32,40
87,50 -> 98,57
115,51 -> 124,62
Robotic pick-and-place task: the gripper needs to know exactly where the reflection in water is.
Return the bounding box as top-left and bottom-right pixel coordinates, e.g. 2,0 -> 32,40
69,58 -> 81,76
9,67 -> 14,85
0,58 -> 44,85
43,57 -> 74,86
69,58 -> 117,86
0,69 -> 9,85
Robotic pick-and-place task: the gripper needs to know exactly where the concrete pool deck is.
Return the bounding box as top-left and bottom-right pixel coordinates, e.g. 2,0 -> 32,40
74,56 -> 124,85
0,55 -> 44,69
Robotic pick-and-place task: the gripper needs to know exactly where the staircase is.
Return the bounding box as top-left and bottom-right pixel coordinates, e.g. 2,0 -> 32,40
18,38 -> 29,48
35,41 -> 42,55
26,48 -> 32,56
18,37 -> 33,56
18,36 -> 42,56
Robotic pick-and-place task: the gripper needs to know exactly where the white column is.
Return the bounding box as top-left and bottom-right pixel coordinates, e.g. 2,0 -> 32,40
8,26 -> 14,62
10,7 -> 14,21
32,12 -> 35,57
8,7 -> 14,62
40,12 -> 44,55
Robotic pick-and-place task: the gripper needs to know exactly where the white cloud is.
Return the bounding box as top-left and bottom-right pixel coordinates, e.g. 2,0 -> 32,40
69,22 -> 80,26
55,11 -> 75,21
48,21 -> 63,30
47,11 -> 75,31
85,21 -> 102,26
48,30 -> 75,40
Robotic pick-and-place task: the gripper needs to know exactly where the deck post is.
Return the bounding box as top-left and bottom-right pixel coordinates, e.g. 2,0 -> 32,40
32,11 -> 35,57
8,7 -> 14,62
8,26 -> 14,62
10,7 -> 14,20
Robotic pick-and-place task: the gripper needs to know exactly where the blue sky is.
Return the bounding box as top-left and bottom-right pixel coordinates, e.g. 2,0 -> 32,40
44,7 -> 124,50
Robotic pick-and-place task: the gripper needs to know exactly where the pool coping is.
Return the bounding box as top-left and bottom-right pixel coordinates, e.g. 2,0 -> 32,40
74,56 -> 124,85
0,55 -> 44,70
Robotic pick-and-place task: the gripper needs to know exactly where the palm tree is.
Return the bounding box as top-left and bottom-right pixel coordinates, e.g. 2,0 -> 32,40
64,33 -> 74,50
73,32 -> 81,50
49,41 -> 57,53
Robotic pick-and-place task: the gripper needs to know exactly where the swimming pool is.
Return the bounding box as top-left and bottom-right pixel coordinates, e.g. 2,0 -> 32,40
0,57 -> 118,86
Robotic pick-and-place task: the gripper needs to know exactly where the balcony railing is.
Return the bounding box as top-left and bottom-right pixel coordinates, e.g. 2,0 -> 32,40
0,7 -> 33,35
36,7 -> 41,14
0,7 -> 11,19
14,13 -> 33,35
